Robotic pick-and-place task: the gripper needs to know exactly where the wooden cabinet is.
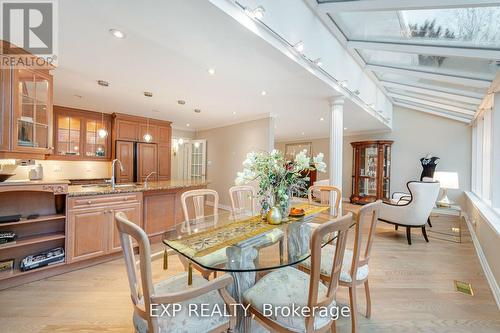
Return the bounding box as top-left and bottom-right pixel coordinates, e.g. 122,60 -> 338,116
158,125 -> 171,144
350,140 -> 393,205
137,143 -> 158,182
67,208 -> 109,262
143,192 -> 176,236
52,106 -> 111,160
115,141 -> 134,183
66,193 -> 142,263
114,118 -> 139,141
158,144 -> 171,180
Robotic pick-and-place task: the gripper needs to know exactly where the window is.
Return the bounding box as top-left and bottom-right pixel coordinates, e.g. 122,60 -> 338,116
472,107 -> 492,205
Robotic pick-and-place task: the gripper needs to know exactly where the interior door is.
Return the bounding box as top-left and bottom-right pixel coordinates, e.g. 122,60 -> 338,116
115,141 -> 134,183
189,139 -> 206,179
137,143 -> 158,182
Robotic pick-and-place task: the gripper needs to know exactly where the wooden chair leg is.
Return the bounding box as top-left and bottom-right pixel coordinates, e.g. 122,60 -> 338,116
395,225 -> 398,231
406,227 -> 412,245
330,319 -> 337,333
422,226 -> 429,242
427,217 -> 432,228
349,286 -> 358,333
364,280 -> 371,318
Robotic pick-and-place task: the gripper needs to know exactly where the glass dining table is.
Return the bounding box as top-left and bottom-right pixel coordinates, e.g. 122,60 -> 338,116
162,202 -> 352,332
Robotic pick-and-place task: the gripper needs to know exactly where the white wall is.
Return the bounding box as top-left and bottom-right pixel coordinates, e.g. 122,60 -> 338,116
343,106 -> 471,203
195,117 -> 273,206
275,138 -> 330,181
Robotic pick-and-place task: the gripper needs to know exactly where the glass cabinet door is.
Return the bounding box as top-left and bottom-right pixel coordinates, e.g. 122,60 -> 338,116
16,70 -> 51,149
189,140 -> 206,179
56,115 -> 80,156
85,119 -> 108,157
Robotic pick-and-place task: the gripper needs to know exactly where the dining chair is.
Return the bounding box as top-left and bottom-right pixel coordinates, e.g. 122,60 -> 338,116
243,212 -> 354,333
114,212 -> 236,333
307,185 -> 342,217
299,200 -> 382,333
229,185 -> 256,217
180,189 -> 226,279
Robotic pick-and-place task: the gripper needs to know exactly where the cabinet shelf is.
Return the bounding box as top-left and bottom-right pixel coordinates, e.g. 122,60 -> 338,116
0,261 -> 65,281
0,232 -> 65,251
0,214 -> 65,227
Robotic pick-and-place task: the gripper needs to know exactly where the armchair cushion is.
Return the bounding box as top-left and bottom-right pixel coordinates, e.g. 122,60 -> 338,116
133,272 -> 229,333
300,246 -> 369,283
243,266 -> 335,331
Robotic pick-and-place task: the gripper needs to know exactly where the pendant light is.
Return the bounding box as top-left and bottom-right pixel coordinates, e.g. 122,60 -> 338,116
143,117 -> 152,143
97,112 -> 108,138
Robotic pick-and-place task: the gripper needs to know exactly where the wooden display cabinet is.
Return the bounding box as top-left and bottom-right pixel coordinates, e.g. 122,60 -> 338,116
350,140 -> 393,205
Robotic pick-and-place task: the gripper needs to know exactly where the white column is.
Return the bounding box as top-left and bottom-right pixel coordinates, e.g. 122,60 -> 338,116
329,97 -> 344,216
491,93 -> 500,208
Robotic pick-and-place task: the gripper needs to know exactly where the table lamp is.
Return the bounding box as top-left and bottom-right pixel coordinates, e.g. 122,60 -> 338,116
433,171 -> 459,207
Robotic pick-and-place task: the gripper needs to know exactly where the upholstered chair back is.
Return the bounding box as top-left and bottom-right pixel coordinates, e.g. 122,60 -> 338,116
181,189 -> 219,221
305,213 -> 353,331
115,212 -> 157,333
404,181 -> 440,225
229,185 -> 256,217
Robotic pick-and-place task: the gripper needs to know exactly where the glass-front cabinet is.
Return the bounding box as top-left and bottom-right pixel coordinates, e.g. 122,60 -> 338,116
13,68 -> 53,153
350,140 -> 393,205
53,106 -> 111,160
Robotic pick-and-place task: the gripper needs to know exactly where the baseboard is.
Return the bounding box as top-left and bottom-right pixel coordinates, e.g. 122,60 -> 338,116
206,200 -> 232,212
463,212 -> 500,310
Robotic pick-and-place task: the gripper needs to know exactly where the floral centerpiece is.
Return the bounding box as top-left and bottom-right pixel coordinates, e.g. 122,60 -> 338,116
235,149 -> 326,221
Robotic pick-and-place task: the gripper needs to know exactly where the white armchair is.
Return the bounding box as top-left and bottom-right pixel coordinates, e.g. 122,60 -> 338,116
379,181 -> 440,245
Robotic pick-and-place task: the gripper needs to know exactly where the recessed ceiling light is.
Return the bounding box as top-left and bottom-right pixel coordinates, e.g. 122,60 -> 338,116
186,123 -> 190,127
208,68 -> 216,75
261,90 -> 267,96
97,80 -> 109,87
109,28 -> 126,39
353,90 -> 360,95
232,111 -> 236,115
339,80 -> 348,88
144,91 -> 153,97
313,58 -> 322,66
194,109 -> 201,113
177,100 -> 186,105
301,131 -> 305,136
320,117 -> 324,121
293,41 -> 304,53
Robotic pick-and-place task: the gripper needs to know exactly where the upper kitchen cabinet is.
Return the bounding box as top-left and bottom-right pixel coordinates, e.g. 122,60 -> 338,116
112,113 -> 171,144
52,106 -> 111,160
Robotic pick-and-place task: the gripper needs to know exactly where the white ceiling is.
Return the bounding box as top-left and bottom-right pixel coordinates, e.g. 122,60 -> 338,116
55,0 -> 386,141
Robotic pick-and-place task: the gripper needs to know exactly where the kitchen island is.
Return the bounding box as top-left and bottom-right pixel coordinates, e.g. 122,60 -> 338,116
0,179 -> 207,289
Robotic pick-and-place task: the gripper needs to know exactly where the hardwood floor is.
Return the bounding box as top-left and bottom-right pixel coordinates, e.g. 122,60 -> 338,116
0,208 -> 499,332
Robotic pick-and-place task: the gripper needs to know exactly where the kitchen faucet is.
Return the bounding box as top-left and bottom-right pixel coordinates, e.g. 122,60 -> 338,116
144,171 -> 156,189
111,159 -> 124,189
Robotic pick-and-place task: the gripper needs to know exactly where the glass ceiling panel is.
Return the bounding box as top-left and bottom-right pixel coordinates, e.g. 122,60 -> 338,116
385,87 -> 477,110
375,72 -> 487,95
357,49 -> 498,80
393,98 -> 473,119
331,6 -> 500,48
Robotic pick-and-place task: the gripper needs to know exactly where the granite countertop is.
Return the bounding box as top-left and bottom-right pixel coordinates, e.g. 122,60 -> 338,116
0,179 -> 70,186
67,179 -> 209,197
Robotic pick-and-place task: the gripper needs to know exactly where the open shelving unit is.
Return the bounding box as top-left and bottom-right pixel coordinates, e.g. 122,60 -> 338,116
0,190 -> 66,284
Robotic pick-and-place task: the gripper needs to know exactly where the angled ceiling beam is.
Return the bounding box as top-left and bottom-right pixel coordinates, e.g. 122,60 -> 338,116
394,102 -> 472,123
349,40 -> 500,61
387,90 -> 477,111
380,80 -> 485,100
367,64 -> 491,88
380,81 -> 483,104
318,0 -> 500,13
390,93 -> 476,115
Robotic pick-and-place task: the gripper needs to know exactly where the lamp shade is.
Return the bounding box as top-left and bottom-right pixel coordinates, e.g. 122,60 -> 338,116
433,171 -> 459,189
